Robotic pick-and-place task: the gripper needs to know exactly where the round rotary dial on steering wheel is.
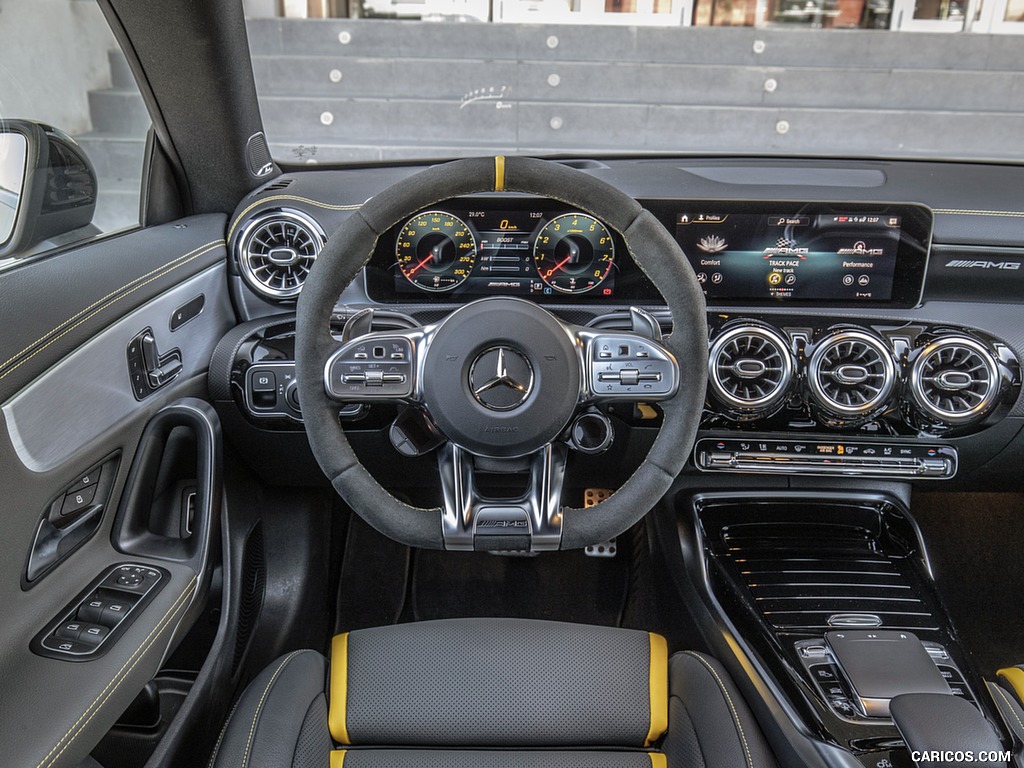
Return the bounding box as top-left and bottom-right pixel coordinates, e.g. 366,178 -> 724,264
296,156 -> 707,553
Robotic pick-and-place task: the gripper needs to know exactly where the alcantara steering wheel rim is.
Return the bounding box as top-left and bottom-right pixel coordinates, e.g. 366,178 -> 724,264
295,155 -> 707,551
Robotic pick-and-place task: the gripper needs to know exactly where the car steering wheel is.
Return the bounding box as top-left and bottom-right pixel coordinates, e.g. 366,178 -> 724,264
295,156 -> 707,552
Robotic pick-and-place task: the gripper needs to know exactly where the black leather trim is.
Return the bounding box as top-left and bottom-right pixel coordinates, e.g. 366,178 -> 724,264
209,622 -> 777,768
210,650 -> 328,768
988,682 -> 1024,746
0,214 -> 227,401
341,750 -> 658,767
342,618 -> 655,748
662,652 -> 777,768
889,693 -> 1008,767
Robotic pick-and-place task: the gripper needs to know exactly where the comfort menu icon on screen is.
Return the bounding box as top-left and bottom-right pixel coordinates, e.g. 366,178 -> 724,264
697,235 -> 728,254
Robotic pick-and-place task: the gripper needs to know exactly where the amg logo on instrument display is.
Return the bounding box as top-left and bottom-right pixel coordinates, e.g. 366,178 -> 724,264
944,260 -> 1021,270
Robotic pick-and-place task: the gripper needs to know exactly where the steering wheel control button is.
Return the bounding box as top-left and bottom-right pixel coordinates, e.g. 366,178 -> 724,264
469,347 -> 534,411
60,485 -> 97,517
326,336 -> 414,399
584,332 -> 677,399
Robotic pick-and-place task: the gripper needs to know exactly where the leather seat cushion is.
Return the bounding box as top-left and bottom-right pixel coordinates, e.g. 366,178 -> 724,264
331,618 -> 668,748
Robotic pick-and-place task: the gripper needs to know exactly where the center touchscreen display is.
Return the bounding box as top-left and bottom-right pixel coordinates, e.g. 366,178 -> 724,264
674,209 -> 918,304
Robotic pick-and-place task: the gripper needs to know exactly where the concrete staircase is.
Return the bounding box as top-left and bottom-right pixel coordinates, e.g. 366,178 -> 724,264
75,49 -> 147,232
248,19 -> 1024,164
74,20 -> 1024,232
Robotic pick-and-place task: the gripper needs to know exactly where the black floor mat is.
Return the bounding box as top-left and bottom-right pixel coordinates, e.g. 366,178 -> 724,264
334,514 -> 411,633
332,510 -> 637,630
912,492 -> 1024,677
408,542 -> 630,626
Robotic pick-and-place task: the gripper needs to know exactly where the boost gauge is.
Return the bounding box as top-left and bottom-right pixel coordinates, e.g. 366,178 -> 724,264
533,213 -> 615,294
396,211 -> 477,292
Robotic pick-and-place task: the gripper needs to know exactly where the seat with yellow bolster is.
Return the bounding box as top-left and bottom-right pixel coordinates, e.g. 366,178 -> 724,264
209,618 -> 777,768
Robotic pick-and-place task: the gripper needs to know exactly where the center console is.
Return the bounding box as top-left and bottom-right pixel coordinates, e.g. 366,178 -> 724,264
678,490 -> 1010,767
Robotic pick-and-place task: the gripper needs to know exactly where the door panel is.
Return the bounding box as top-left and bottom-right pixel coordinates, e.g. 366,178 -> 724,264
0,215 -> 233,767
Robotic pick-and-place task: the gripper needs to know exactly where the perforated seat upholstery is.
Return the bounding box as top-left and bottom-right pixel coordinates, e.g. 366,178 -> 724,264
209,618 -> 777,768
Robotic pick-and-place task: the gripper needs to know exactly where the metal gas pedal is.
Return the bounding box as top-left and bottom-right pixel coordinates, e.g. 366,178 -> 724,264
583,488 -> 616,557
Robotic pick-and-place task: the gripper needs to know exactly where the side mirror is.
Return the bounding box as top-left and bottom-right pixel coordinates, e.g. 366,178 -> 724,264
0,120 -> 98,260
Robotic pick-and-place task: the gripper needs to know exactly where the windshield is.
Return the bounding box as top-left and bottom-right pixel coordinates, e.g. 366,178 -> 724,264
246,1 -> 1024,166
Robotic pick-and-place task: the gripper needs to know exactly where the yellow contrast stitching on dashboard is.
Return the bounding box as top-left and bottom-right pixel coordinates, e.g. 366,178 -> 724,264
933,209 -> 1024,217
227,195 -> 365,242
0,243 -> 223,384
0,240 -> 223,374
36,578 -> 197,768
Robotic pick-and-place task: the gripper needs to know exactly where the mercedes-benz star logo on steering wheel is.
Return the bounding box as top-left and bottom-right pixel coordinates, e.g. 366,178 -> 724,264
469,346 -> 535,411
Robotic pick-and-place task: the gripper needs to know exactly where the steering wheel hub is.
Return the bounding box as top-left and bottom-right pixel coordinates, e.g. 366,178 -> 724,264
421,297 -> 581,458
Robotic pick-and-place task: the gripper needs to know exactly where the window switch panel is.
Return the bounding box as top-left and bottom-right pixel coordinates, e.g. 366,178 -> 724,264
32,563 -> 168,661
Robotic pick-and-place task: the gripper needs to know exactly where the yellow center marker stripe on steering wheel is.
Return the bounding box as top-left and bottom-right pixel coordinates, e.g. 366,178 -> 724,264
495,155 -> 506,192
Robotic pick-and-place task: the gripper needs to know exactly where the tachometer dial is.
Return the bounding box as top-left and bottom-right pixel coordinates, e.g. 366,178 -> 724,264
532,213 -> 615,294
396,211 -> 477,292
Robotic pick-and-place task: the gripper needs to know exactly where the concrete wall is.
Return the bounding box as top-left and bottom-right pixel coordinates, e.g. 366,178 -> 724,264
248,19 -> 1024,163
0,0 -> 118,133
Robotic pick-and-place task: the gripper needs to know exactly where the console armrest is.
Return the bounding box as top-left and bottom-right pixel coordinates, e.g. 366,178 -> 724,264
890,693 -> 1008,767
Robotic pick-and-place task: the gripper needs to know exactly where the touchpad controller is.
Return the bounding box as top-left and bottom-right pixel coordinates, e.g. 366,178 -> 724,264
825,630 -> 951,718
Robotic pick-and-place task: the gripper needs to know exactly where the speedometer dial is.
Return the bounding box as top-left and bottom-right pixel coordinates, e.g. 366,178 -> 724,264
532,213 -> 615,294
396,211 -> 477,292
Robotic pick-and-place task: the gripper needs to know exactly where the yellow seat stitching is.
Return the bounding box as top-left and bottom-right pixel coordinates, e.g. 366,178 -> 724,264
993,684 -> 1024,734
36,579 -> 197,768
0,240 -> 222,372
682,651 -> 755,768
241,651 -> 305,768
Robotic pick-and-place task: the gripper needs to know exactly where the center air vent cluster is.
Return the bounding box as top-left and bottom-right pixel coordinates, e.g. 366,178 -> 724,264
705,320 -> 1018,434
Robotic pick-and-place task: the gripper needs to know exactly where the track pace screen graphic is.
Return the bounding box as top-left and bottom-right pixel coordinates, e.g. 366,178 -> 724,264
675,211 -> 903,303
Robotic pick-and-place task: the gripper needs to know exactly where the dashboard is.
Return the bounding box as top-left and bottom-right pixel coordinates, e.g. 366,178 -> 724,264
217,156 -> 1024,488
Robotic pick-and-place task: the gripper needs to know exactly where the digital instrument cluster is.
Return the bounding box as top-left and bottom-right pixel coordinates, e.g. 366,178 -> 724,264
388,205 -> 619,297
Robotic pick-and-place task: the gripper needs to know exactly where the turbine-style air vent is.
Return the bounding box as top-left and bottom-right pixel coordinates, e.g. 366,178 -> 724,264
910,336 -> 1000,424
808,331 -> 896,418
236,209 -> 325,300
709,325 -> 794,414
